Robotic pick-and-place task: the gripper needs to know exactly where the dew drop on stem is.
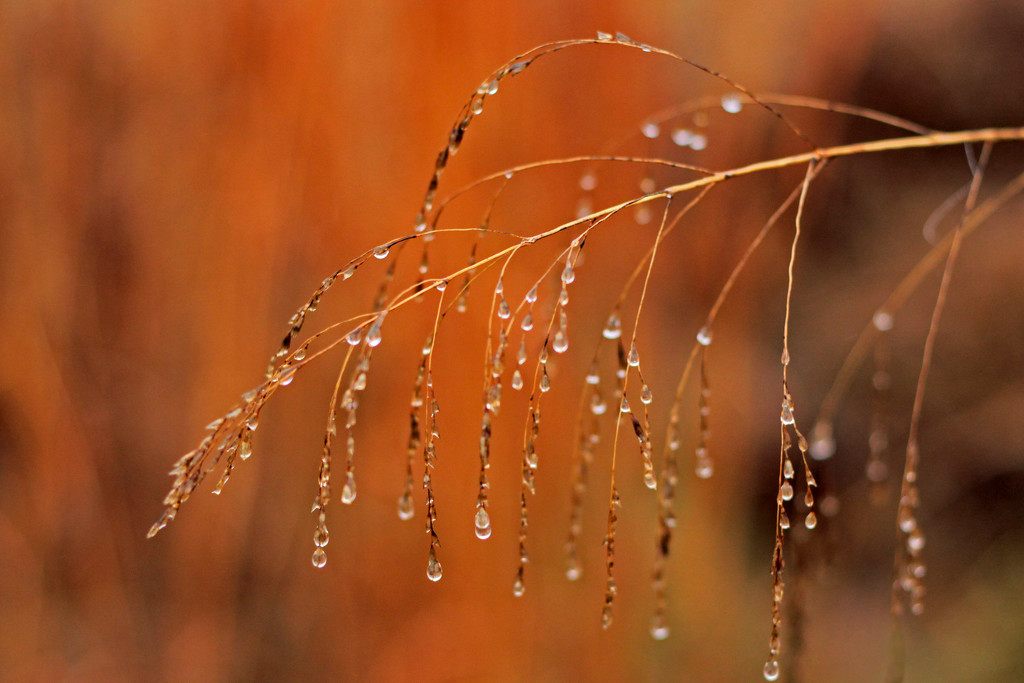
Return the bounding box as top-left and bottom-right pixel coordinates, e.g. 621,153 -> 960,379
373,245 -> 389,259
603,312 -> 622,340
312,547 -> 327,569
697,326 -> 713,346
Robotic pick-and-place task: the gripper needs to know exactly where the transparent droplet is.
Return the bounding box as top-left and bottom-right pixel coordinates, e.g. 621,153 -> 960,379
640,384 -> 653,405
497,296 -> 511,320
783,458 -> 795,479
780,481 -> 794,501
763,659 -> 780,681
566,562 -> 581,581
620,397 -> 631,414
696,326 -> 713,346
525,285 -> 538,303
579,172 -> 597,191
540,369 -> 551,393
780,509 -> 790,529
293,346 -> 307,361
422,337 -> 433,356
690,134 -> 707,151
804,511 -> 818,529
643,471 -> 657,489
373,245 -> 389,259
314,526 -> 330,547
695,458 -> 714,479
520,312 -> 533,332
346,328 -> 362,346
642,122 -> 660,139
487,80 -> 498,96
780,398 -> 795,425
427,552 -> 443,582
672,128 -> 693,147
781,348 -> 790,366
279,365 -> 296,386
435,280 -> 447,292
367,320 -> 384,348
342,266 -> 356,280
591,394 -> 607,415
471,97 -> 484,115
513,573 -> 525,597
898,506 -> 917,533
603,312 -> 622,339
559,287 -> 569,306
312,547 -> 327,569
474,507 -> 492,540
585,363 -> 599,385
627,343 -> 640,367
511,369 -> 524,391
907,528 -> 925,552
341,473 -> 357,504
873,310 -> 894,331
397,494 -> 414,520
650,616 -> 670,641
561,263 -> 575,285
552,329 -> 569,354
238,438 -> 253,460
721,94 -> 743,113
809,422 -> 836,461
596,30 -> 612,40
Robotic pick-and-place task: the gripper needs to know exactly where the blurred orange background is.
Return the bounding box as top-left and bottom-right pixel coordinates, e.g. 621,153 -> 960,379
1,1 -> 1023,681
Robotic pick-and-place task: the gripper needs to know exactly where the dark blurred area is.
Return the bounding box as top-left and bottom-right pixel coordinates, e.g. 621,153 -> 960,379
1,1 -> 1022,681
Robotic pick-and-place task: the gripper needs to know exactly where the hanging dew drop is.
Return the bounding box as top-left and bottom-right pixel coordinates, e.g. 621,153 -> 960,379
498,297 -> 511,320
397,494 -> 414,520
540,369 -> 551,393
474,507 -> 492,540
721,94 -> 743,113
511,369 -> 524,391
763,659 -> 780,681
804,512 -> 818,529
650,616 -> 670,640
341,473 -> 357,504
628,343 -> 640,367
690,134 -> 707,151
346,328 -> 361,346
312,547 -> 327,569
642,122 -> 660,139
873,310 -> 894,331
373,245 -> 390,259
620,397 -> 631,414
641,384 -> 653,404
781,398 -> 795,425
520,313 -> 533,331
697,326 -> 713,346
525,285 -> 538,304
426,553 -> 443,582
513,574 -> 525,597
552,329 -> 569,354
780,481 -> 794,501
603,312 -> 622,339
561,263 -> 575,285
313,526 -> 330,547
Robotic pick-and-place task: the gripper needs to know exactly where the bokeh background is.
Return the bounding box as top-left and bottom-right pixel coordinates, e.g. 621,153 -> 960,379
1,1 -> 1023,681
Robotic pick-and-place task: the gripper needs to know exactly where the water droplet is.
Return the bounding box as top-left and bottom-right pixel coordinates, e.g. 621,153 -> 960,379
780,481 -> 794,501
627,343 -> 640,367
695,458 -> 714,479
552,329 -> 569,354
579,171 -> 597,191
475,507 -> 492,540
643,471 -> 657,489
525,285 -> 538,303
540,368 -> 551,393
520,312 -> 534,332
763,659 -> 780,681
427,552 -> 443,582
804,511 -> 818,529
279,365 -> 296,386
641,384 -> 653,404
585,363 -> 599,385
780,398 -> 795,425
293,347 -> 307,361
397,494 -> 414,520
346,328 -> 362,346
373,245 -> 389,259
620,397 -> 631,414
781,348 -> 790,366
559,287 -> 569,306
341,473 -> 357,504
561,263 -> 575,285
602,312 -> 622,339
342,266 -> 356,280
690,134 -> 707,151
498,296 -> 511,320
312,547 -> 327,568
238,438 -> 253,460
642,122 -> 660,139
780,510 -> 790,529
566,562 -> 581,581
907,528 -> 925,551
513,573 -> 525,597
873,310 -> 894,331
672,128 -> 693,147
898,506 -> 917,533
487,80 -> 498,96
697,326 -> 713,346
650,616 -> 670,640
511,369 -> 524,391
314,526 -> 330,547
596,30 -> 612,40
809,422 -> 835,461
471,97 -> 484,115
783,458 -> 795,479
721,94 -> 743,113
